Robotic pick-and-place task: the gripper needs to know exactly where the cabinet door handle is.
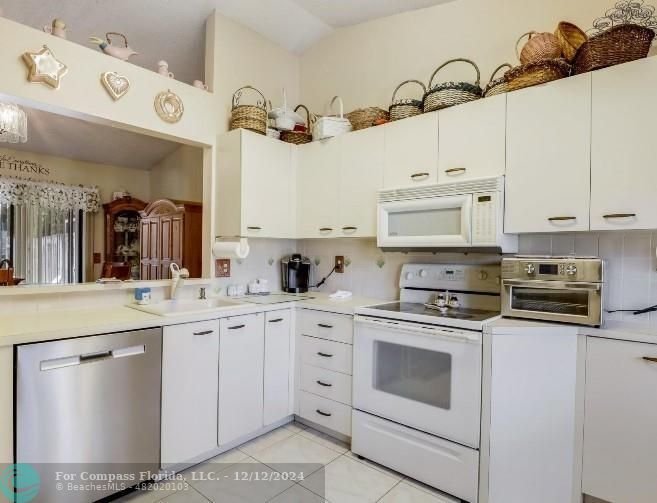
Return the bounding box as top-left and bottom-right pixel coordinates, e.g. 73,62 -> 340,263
193,330 -> 214,336
316,380 -> 333,387
445,167 -> 466,174
319,227 -> 333,232
603,213 -> 636,219
318,323 -> 333,329
410,172 -> 430,180
642,357 -> 657,363
227,324 -> 245,330
317,352 -> 333,358
316,409 -> 332,417
548,216 -> 577,221
342,226 -> 357,232
268,318 -> 284,323
247,226 -> 262,230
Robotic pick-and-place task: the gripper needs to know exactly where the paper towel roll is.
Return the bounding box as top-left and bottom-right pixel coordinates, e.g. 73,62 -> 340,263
212,238 -> 250,259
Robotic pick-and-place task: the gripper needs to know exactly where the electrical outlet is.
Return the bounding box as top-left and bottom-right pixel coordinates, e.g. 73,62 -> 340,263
335,255 -> 345,273
215,259 -> 231,277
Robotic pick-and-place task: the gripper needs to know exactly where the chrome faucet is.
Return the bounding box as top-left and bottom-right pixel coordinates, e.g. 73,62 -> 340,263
170,263 -> 190,300
199,287 -> 206,300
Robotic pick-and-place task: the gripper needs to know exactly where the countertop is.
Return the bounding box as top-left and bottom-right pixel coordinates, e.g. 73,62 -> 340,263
0,292 -> 384,347
488,317 -> 657,344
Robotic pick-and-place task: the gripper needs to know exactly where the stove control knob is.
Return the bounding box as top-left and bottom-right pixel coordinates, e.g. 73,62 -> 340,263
405,272 -> 414,281
478,270 -> 489,280
524,263 -> 536,275
566,264 -> 578,276
419,269 -> 428,278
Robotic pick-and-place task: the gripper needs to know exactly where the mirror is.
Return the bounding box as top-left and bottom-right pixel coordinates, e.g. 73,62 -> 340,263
0,100 -> 205,286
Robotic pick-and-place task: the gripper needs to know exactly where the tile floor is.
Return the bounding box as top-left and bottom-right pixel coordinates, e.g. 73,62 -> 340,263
116,421 -> 458,503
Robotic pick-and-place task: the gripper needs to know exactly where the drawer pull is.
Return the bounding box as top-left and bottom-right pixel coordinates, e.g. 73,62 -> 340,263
317,352 -> 333,358
318,323 -> 333,329
316,409 -> 332,417
445,167 -> 466,174
642,357 -> 657,363
410,172 -> 430,180
342,226 -> 357,232
316,380 -> 333,387
247,226 -> 262,230
319,227 -> 333,232
193,330 -> 214,336
548,216 -> 576,221
268,318 -> 284,323
603,213 -> 636,219
228,324 -> 245,330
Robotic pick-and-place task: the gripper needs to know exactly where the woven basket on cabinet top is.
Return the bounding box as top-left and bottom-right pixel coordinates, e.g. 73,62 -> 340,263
312,96 -> 353,141
423,59 -> 482,113
516,31 -> 563,65
229,85 -> 268,135
389,80 -> 426,121
504,58 -> 571,92
346,107 -> 389,130
573,24 -> 655,75
555,22 -> 588,62
483,64 -> 512,97
280,104 -> 314,145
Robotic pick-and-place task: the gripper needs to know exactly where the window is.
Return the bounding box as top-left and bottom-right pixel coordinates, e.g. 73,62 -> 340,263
1,203 -> 84,284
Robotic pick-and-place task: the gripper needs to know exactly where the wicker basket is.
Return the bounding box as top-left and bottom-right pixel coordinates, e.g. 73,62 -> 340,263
505,59 -> 571,92
229,86 -> 267,135
517,31 -> 563,65
389,80 -> 426,121
423,59 -> 482,112
313,96 -> 352,141
555,22 -> 588,62
573,24 -> 655,75
345,107 -> 389,130
483,64 -> 512,97
280,105 -> 313,145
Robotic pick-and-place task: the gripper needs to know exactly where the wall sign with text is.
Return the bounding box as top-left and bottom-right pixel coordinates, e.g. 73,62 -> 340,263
0,154 -> 50,176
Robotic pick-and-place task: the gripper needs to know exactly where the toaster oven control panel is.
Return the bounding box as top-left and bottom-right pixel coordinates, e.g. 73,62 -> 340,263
502,257 -> 603,282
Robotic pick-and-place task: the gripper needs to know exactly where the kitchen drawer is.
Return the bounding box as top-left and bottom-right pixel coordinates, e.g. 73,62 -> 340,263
300,363 -> 352,405
299,391 -> 352,436
352,410 -> 478,503
299,309 -> 353,344
301,336 -> 352,375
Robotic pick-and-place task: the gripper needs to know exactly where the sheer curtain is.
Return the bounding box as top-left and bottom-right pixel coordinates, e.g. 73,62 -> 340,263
12,204 -> 83,284
0,202 -> 10,262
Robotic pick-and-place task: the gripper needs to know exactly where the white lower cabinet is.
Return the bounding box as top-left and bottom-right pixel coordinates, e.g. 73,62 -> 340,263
161,320 -> 219,467
263,310 -> 292,426
583,337 -> 657,503
299,390 -> 352,436
218,313 -> 264,446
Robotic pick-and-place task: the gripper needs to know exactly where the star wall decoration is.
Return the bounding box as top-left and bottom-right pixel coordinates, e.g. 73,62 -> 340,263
21,45 -> 68,89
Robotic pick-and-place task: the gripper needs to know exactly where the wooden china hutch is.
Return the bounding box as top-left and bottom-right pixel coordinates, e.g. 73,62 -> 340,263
139,199 -> 202,280
103,197 -> 147,280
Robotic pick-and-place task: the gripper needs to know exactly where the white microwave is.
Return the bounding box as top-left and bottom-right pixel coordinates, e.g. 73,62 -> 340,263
377,176 -> 517,252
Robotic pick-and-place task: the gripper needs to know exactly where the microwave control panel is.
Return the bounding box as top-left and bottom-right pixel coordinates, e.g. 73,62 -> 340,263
472,192 -> 498,245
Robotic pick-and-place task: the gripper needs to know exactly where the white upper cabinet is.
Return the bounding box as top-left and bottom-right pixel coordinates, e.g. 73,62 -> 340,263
590,58 -> 657,230
297,139 -> 340,238
583,337 -> 657,503
505,74 -> 592,233
438,94 -> 506,182
383,112 -> 439,189
337,127 -> 384,237
216,129 -> 296,239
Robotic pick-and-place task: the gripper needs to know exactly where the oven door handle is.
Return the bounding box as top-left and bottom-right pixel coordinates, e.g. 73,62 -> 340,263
502,279 -> 602,291
354,315 -> 481,343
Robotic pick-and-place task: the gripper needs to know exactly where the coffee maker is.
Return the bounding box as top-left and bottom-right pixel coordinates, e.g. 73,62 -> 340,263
281,254 -> 311,293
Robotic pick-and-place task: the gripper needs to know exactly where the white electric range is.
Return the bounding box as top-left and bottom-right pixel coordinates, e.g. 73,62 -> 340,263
352,263 -> 501,503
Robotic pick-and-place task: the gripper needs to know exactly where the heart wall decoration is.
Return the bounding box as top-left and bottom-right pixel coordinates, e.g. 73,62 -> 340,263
100,71 -> 130,101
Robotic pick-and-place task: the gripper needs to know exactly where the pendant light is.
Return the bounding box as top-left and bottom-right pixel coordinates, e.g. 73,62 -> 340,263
0,102 -> 28,143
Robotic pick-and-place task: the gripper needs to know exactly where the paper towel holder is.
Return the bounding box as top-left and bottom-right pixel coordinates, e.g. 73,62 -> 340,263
212,236 -> 250,259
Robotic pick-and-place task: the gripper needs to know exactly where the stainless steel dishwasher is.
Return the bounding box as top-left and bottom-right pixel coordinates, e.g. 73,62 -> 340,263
16,328 -> 162,503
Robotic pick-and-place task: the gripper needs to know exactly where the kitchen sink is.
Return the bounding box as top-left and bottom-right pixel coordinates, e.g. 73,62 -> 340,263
128,297 -> 246,317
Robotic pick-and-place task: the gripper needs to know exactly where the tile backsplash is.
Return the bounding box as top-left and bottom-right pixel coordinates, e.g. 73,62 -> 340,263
218,232 -> 657,326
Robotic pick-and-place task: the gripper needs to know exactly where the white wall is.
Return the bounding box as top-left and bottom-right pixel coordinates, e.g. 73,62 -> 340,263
300,0 -> 612,112
150,145 -> 204,202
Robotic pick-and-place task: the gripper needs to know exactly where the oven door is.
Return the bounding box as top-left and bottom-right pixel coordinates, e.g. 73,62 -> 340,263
353,316 -> 482,448
501,279 -> 602,326
377,194 -> 472,248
